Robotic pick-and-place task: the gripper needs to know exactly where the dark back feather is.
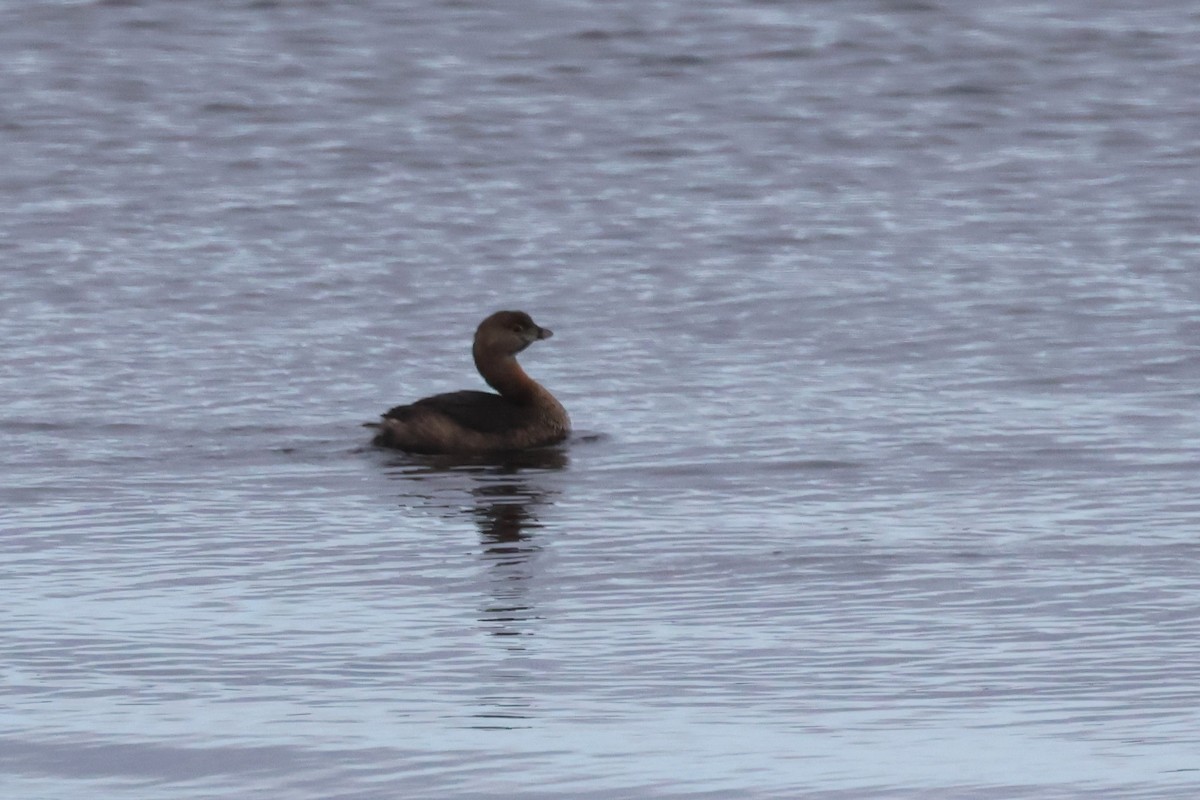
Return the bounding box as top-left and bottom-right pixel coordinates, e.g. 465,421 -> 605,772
382,390 -> 535,435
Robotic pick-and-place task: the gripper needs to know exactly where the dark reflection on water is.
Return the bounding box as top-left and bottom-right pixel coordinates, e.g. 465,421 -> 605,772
378,445 -> 566,638
377,445 -> 569,474
474,487 -> 542,634
470,483 -> 546,730
469,473 -> 555,646
377,448 -> 568,732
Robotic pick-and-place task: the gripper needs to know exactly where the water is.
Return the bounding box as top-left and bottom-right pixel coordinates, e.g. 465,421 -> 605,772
3,0 -> 1200,797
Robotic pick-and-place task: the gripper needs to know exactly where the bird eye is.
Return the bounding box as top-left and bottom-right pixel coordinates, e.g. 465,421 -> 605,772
511,324 -> 524,333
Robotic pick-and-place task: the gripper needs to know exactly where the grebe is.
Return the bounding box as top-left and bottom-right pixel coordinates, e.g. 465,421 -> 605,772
372,310 -> 570,454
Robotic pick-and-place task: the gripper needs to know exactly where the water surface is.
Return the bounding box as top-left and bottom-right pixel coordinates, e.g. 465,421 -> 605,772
3,0 -> 1200,797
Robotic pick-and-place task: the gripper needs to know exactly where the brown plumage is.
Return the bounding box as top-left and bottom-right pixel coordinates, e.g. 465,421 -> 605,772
372,310 -> 570,454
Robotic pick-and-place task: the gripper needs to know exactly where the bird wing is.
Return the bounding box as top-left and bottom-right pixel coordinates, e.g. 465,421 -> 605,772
382,390 -> 530,435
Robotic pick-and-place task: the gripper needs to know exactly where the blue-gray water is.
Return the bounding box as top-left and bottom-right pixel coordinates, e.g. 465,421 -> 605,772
3,1 -> 1200,798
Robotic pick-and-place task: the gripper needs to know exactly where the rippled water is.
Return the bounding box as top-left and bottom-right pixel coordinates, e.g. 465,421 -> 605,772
4,0 -> 1200,797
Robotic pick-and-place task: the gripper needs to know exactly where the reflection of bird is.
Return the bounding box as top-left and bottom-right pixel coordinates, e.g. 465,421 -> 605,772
372,311 -> 570,454
477,493 -> 538,545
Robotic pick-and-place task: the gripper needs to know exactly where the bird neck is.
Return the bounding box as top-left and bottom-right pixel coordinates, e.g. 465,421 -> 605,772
474,347 -> 539,402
